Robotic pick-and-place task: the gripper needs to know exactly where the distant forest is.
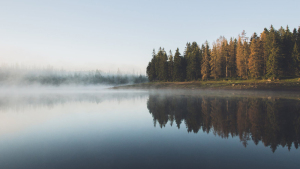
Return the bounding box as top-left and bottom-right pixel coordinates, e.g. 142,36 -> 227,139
0,67 -> 148,86
146,25 -> 300,81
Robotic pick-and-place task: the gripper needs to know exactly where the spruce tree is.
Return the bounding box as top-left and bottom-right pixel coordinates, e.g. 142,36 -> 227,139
228,38 -> 237,77
281,26 -> 293,75
168,50 -> 174,81
221,38 -> 229,78
210,44 -> 218,79
236,36 -> 247,78
292,43 -> 300,76
266,26 -> 283,79
157,48 -> 168,81
146,49 -> 157,81
201,42 -> 210,80
173,48 -> 183,81
248,33 -> 262,78
260,28 -> 270,76
243,40 -> 250,79
184,42 -> 201,81
267,39 -> 281,79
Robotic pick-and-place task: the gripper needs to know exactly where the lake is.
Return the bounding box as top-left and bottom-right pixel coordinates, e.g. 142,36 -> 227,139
0,88 -> 299,169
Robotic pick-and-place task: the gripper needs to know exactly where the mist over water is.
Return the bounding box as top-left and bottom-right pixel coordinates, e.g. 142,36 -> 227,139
0,88 -> 300,169
0,66 -> 148,86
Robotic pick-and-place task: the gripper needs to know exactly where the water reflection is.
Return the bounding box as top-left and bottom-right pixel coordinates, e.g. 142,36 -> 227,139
147,94 -> 300,152
1,90 -> 300,169
0,91 -> 148,110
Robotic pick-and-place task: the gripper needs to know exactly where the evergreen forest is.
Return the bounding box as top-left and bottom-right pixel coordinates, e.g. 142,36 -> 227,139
146,25 -> 300,81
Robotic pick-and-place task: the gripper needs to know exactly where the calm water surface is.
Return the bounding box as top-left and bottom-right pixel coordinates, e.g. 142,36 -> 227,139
0,89 -> 299,169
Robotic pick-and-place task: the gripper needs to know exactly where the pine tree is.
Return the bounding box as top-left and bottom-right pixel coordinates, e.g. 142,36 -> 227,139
221,38 -> 229,78
185,42 -> 201,81
248,33 -> 262,78
266,26 -> 283,79
292,43 -> 300,76
210,37 -> 226,79
173,48 -> 184,81
191,42 -> 202,80
236,36 -> 247,78
243,39 -> 250,79
210,44 -> 218,79
201,42 -> 210,80
296,26 -> 300,56
168,50 -> 174,81
146,49 -> 157,81
267,39 -> 281,78
157,48 -> 168,81
228,38 -> 237,77
281,26 -> 293,75
154,48 -> 161,79
260,28 -> 269,76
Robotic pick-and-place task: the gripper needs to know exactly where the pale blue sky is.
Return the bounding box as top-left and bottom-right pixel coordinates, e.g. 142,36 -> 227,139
0,0 -> 299,73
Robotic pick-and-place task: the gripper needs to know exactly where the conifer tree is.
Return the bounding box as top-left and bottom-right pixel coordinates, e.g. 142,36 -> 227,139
221,38 -> 229,78
236,36 -> 247,78
267,39 -> 281,78
185,42 -> 201,81
266,26 -> 282,79
157,48 -> 168,81
168,50 -> 174,81
292,43 -> 300,76
260,28 -> 270,76
292,28 -> 297,43
296,26 -> 300,53
191,42 -> 202,80
228,38 -> 237,77
154,48 -> 161,79
173,48 -> 184,81
210,44 -> 218,79
248,33 -> 262,78
243,39 -> 250,79
281,26 -> 293,75
201,42 -> 210,80
146,49 -> 157,81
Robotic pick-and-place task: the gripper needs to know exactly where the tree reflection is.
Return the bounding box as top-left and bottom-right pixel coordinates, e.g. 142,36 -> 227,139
147,95 -> 300,152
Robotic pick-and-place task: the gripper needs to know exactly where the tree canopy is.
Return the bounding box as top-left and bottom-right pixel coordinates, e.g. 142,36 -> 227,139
146,25 -> 300,81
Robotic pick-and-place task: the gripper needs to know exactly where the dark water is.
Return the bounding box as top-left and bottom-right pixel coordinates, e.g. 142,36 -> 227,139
0,89 -> 300,169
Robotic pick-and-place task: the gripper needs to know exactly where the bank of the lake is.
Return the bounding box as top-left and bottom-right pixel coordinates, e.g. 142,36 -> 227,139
113,78 -> 300,91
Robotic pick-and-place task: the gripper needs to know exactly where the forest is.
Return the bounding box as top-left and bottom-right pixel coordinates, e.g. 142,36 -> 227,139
146,25 -> 300,81
147,95 -> 300,152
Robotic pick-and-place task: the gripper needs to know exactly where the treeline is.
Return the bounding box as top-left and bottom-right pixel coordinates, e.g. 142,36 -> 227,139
0,67 -> 148,86
147,95 -> 300,152
147,25 -> 300,81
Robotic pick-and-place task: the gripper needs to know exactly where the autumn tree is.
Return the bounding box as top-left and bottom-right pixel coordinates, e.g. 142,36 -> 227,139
236,36 -> 247,78
228,38 -> 237,77
248,33 -> 263,78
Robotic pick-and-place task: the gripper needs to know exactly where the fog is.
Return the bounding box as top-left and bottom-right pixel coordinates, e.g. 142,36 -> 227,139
0,66 -> 148,86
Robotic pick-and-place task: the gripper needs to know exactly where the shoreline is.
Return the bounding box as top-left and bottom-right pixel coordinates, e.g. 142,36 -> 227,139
112,79 -> 300,91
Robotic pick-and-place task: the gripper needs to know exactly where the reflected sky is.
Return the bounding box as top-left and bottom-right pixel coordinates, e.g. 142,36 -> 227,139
0,89 -> 299,169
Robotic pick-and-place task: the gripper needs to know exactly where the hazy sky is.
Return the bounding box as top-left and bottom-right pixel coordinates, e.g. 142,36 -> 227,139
0,0 -> 299,73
